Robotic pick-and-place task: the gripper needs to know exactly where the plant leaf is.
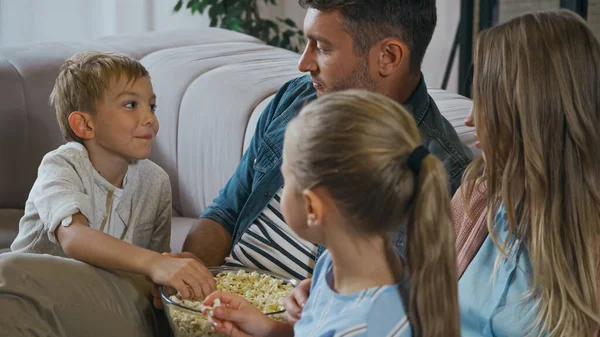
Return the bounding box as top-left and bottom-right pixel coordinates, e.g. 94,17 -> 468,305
284,18 -> 296,28
176,0 -> 306,52
282,29 -> 295,38
269,36 -> 280,46
173,0 -> 183,12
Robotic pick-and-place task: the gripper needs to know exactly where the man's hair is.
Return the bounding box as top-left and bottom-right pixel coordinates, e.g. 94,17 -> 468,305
299,0 -> 437,72
50,51 -> 149,143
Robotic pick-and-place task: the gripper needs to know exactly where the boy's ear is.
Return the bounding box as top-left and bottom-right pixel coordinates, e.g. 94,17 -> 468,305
68,111 -> 95,140
302,188 -> 325,228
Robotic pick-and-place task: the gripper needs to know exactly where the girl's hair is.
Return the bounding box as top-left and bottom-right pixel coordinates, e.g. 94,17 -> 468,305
285,90 -> 460,337
463,9 -> 600,337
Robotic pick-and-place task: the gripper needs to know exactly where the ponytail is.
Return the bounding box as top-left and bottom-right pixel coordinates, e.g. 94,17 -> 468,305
406,155 -> 460,337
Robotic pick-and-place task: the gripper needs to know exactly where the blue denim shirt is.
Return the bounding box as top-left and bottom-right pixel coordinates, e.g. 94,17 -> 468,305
201,75 -> 473,261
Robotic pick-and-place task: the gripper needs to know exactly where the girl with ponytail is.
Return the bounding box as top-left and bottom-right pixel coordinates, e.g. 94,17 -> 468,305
200,90 -> 460,337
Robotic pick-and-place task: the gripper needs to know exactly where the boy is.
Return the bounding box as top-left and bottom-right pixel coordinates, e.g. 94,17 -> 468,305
11,51 -> 213,301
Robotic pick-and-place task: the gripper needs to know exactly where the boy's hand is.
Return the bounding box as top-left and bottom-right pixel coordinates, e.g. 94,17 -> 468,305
147,254 -> 216,301
150,252 -> 210,308
203,291 -> 280,337
282,278 -> 311,324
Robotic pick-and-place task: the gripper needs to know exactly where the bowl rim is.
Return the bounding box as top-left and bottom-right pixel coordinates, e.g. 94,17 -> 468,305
159,266 -> 299,315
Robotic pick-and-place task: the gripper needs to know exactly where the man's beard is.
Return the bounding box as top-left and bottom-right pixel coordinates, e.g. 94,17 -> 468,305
327,59 -> 377,94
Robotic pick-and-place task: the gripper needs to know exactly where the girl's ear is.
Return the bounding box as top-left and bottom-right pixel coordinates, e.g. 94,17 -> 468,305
303,188 -> 325,228
68,111 -> 95,140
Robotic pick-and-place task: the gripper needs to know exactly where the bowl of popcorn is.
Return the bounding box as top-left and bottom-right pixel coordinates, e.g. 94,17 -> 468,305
160,266 -> 298,337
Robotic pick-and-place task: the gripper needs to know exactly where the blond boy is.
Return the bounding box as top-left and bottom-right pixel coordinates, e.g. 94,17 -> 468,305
12,51 -> 171,258
1,52 -> 212,336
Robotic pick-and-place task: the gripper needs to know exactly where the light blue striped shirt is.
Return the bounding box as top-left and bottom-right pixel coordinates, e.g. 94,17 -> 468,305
294,251 -> 411,337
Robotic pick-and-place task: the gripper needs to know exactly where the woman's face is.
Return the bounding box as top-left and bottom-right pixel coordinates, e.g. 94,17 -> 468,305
464,108 -> 481,150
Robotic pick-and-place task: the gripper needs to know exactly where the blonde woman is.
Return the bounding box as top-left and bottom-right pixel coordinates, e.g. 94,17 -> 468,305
454,10 -> 600,337
200,90 -> 460,337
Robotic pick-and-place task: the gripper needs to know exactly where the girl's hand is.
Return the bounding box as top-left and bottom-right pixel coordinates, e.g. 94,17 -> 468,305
147,254 -> 216,300
203,291 -> 281,337
282,278 -> 311,324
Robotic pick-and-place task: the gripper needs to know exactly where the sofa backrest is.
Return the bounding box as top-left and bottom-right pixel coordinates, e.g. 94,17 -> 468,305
0,28 -> 476,220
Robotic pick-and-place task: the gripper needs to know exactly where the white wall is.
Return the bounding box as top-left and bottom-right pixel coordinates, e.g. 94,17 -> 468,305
0,0 -> 460,92
0,0 -> 210,47
428,0 -> 460,92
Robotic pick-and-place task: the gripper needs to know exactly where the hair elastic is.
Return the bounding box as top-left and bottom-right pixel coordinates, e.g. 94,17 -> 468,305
406,145 -> 429,174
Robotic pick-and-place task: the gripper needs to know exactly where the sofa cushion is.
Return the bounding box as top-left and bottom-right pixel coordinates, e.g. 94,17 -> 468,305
141,43 -> 302,218
428,88 -> 479,156
170,217 -> 199,254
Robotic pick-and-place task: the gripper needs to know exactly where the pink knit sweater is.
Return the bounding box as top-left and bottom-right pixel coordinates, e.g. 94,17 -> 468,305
451,184 -> 488,278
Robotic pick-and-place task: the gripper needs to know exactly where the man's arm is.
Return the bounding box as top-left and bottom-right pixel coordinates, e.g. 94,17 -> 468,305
183,218 -> 232,267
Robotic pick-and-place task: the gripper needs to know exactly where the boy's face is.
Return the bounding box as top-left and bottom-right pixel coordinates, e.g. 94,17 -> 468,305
91,75 -> 158,160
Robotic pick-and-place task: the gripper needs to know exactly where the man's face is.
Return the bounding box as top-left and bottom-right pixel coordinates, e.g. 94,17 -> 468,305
298,9 -> 377,97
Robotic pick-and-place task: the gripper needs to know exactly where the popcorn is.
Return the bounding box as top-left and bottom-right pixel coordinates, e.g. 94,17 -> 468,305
168,270 -> 295,337
202,298 -> 221,317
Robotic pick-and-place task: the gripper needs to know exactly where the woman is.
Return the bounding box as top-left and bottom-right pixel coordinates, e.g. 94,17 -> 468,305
454,9 -> 600,337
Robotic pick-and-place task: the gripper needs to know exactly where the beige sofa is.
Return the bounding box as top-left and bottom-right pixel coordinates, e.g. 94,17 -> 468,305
0,28 -> 477,254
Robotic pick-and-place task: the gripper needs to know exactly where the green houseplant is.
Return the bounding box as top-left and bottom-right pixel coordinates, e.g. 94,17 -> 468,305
174,0 -> 306,53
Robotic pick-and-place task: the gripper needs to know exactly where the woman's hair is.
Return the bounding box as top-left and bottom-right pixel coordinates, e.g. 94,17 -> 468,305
463,9 -> 600,336
285,90 -> 459,337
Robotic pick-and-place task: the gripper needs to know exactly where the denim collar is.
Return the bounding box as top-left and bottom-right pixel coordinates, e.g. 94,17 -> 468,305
403,73 -> 430,125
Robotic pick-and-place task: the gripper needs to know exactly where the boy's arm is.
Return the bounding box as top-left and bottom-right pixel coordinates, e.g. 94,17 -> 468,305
33,151 -> 159,270
57,213 -> 217,299
56,213 -> 161,275
33,151 -> 95,244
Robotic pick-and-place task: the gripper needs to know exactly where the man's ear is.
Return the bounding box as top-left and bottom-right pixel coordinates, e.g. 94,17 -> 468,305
303,188 -> 325,228
68,111 -> 95,140
376,37 -> 410,77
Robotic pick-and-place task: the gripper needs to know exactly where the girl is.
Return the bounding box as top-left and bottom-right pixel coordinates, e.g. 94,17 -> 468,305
202,90 -> 460,337
454,9 -> 600,337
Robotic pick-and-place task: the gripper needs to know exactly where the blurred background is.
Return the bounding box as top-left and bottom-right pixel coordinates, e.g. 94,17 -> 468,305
0,0 -> 595,94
